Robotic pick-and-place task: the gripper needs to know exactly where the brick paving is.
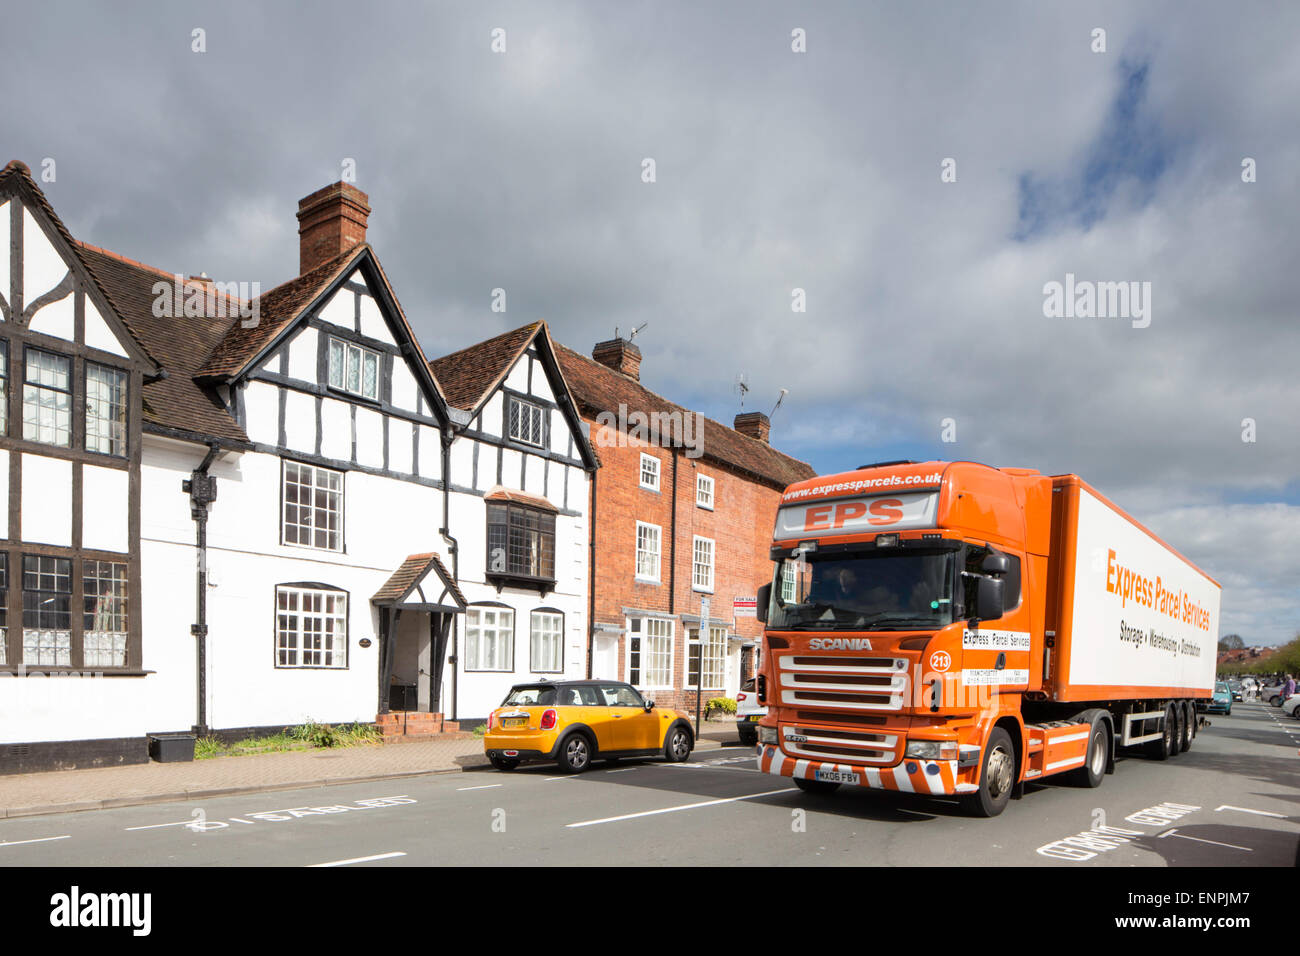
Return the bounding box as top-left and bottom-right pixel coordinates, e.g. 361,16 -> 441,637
0,722 -> 740,820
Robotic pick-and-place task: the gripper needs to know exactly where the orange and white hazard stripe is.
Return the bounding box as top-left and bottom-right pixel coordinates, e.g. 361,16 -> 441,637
759,746 -> 960,795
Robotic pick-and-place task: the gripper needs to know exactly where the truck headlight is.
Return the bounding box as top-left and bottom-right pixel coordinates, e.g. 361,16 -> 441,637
905,740 -> 959,760
758,725 -> 779,745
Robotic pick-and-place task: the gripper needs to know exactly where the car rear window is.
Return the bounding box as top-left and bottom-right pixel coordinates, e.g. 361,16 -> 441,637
503,686 -> 556,706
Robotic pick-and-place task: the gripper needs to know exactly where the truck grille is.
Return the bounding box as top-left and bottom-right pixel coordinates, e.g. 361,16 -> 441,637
781,725 -> 900,765
775,652 -> 909,712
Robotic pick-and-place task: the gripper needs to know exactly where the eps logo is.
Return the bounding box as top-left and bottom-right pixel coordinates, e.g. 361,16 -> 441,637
929,650 -> 951,672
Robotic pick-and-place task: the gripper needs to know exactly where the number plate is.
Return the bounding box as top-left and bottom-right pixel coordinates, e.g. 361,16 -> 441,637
502,718 -> 526,728
814,769 -> 861,785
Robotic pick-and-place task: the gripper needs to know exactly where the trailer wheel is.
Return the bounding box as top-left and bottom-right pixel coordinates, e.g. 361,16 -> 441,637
1068,716 -> 1108,788
962,727 -> 1016,817
1144,704 -> 1175,761
1178,702 -> 1194,753
1168,705 -> 1184,758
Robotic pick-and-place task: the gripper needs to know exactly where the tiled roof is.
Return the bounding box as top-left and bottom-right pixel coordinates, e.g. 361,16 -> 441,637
554,343 -> 816,491
76,244 -> 251,444
194,245 -> 366,380
1,161 -> 160,373
372,553 -> 466,608
428,321 -> 542,411
484,485 -> 558,512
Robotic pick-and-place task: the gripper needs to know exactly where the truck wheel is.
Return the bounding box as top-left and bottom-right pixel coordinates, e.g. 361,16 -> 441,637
1168,705 -> 1185,758
1179,702 -> 1194,752
1144,704 -> 1175,761
794,777 -> 840,795
962,727 -> 1016,817
1069,719 -> 1108,788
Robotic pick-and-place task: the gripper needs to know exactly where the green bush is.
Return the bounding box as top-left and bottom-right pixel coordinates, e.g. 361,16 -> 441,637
292,720 -> 337,749
706,697 -> 737,716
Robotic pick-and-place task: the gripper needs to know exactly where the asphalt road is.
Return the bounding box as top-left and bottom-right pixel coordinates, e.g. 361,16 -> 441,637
2,702 -> 1296,867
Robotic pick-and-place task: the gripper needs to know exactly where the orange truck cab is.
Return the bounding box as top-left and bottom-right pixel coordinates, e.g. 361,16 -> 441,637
755,460 -> 1220,816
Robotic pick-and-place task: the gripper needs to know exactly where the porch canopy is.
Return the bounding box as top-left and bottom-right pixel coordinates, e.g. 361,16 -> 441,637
372,553 -> 466,715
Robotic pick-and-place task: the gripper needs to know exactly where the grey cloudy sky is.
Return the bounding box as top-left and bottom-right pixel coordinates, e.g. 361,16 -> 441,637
2,1 -> 1296,643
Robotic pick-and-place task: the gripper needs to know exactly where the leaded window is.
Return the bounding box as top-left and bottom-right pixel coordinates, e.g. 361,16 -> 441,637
22,348 -> 71,447
22,555 -> 72,666
486,503 -> 555,581
85,363 -> 128,456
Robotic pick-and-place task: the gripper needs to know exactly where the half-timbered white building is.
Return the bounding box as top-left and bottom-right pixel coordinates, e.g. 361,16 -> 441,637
0,162 -> 596,771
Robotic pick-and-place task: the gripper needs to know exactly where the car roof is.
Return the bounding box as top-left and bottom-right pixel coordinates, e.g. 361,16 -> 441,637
508,679 -> 632,688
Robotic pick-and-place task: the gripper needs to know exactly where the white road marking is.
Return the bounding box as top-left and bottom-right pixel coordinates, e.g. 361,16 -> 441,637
456,784 -> 502,791
566,788 -> 797,828
1157,828 -> 1252,851
605,768 -> 635,773
1215,805 -> 1286,818
125,820 -> 194,831
308,851 -> 407,867
0,834 -> 71,847
544,776 -> 574,781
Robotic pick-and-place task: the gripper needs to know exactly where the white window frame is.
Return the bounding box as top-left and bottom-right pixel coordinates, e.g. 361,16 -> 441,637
275,585 -> 349,669
635,521 -> 662,583
696,474 -> 714,510
692,536 -> 714,592
281,460 -> 344,552
686,624 -> 727,691
465,606 -> 515,672
626,617 -> 674,691
639,453 -> 661,491
328,336 -> 381,401
508,396 -> 546,447
530,609 -> 563,674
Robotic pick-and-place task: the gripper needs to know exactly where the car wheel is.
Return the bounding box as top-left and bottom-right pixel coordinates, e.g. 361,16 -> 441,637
962,727 -> 1016,817
1069,719 -> 1108,788
1145,704 -> 1176,761
1226,705 -> 1231,716
557,733 -> 593,774
663,725 -> 693,763
489,754 -> 520,771
794,777 -> 840,795
1269,696 -> 1281,706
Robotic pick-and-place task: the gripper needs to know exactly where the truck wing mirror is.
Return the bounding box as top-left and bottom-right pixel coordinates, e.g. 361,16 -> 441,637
756,583 -> 771,624
981,551 -> 1010,575
977,576 -> 1005,621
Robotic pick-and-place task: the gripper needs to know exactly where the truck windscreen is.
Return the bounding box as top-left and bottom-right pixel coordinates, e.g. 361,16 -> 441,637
768,550 -> 956,631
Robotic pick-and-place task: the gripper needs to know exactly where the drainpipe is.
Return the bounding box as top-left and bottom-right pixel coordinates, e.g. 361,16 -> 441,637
669,445 -> 678,615
586,467 -> 596,678
184,443 -> 221,736
439,430 -> 460,721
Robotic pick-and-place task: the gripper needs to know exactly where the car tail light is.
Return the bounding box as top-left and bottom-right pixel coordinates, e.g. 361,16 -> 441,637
737,692 -> 748,702
540,709 -> 558,730
487,711 -> 496,730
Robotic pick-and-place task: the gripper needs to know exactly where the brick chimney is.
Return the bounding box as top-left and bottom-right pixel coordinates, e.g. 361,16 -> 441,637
591,338 -> 642,380
296,181 -> 371,274
734,411 -> 770,443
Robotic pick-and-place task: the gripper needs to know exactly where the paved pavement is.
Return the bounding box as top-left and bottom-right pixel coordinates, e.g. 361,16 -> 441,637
0,721 -> 739,820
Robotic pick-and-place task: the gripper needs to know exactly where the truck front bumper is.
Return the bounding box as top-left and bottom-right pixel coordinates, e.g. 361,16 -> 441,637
758,745 -> 976,795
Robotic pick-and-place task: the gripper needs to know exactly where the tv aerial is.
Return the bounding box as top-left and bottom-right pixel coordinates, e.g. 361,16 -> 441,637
735,373 -> 750,409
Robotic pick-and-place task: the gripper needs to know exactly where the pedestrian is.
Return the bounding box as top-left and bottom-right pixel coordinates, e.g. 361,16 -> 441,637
1285,674 -> 1296,702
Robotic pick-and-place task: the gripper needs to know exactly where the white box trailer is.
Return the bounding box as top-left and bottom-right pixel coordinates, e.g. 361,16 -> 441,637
1048,477 -> 1220,704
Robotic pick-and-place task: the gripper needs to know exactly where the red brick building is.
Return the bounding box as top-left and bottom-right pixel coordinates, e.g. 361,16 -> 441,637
556,337 -> 815,712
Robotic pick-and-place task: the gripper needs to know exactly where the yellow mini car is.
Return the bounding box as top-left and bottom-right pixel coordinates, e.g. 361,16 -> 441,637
484,680 -> 695,773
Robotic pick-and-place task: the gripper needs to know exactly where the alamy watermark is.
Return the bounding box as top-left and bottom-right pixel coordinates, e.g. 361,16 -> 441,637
1042,272 -> 1151,328
152,274 -> 260,328
593,402 -> 705,459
